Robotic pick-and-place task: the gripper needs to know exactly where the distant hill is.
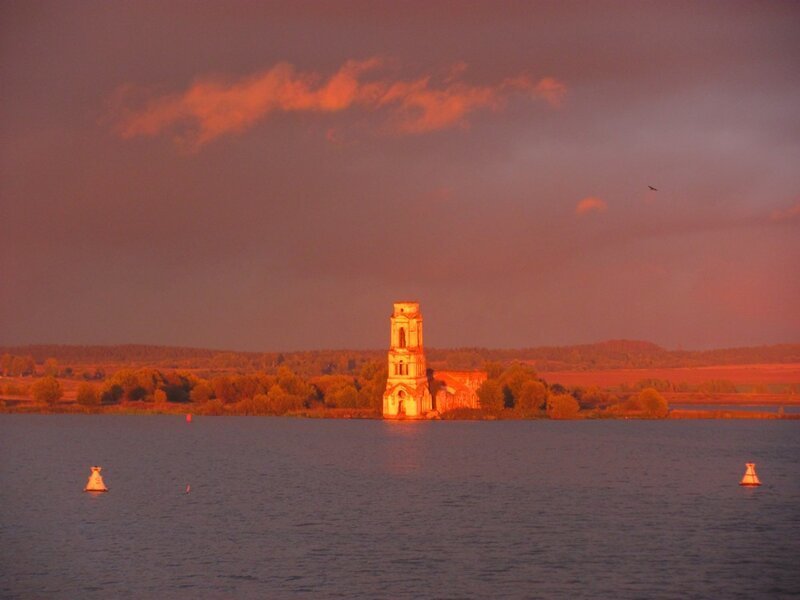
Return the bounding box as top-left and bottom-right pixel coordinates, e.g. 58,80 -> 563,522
429,341 -> 800,371
2,341 -> 799,377
1,344 -> 237,366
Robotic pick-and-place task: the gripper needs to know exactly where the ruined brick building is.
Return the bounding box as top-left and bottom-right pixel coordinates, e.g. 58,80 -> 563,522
382,301 -> 486,418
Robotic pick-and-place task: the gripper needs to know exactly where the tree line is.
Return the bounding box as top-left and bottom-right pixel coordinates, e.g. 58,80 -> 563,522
18,358 -> 671,419
26,362 -> 388,416
3,341 -> 799,376
472,363 -> 669,419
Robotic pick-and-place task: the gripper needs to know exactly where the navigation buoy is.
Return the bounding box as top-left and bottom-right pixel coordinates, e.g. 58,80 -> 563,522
84,466 -> 108,492
186,413 -> 192,423
739,463 -> 762,487
185,484 -> 191,494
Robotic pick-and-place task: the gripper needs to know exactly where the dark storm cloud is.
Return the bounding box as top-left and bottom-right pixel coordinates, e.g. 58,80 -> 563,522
1,1 -> 799,350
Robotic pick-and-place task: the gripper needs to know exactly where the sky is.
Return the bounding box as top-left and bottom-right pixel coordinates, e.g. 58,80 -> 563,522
1,1 -> 799,352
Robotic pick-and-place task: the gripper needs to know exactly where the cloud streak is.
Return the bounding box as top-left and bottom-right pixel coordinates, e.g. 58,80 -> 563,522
770,201 -> 800,222
575,196 -> 608,216
110,58 -> 565,149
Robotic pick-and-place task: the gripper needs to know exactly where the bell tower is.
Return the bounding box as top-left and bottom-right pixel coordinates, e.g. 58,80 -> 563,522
383,301 -> 433,418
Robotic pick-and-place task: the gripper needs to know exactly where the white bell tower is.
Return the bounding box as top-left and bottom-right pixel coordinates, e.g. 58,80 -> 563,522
383,301 -> 432,418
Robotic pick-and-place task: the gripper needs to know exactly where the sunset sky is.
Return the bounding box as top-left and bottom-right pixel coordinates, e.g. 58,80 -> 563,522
1,1 -> 798,351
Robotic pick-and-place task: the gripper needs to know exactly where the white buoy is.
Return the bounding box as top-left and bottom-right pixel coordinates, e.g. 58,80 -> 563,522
84,466 -> 108,492
739,463 -> 761,487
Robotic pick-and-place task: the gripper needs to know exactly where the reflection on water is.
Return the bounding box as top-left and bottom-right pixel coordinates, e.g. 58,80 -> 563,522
380,420 -> 426,474
1,416 -> 799,599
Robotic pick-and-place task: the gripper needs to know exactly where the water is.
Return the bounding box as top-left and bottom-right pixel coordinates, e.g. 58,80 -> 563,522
1,416 -> 798,599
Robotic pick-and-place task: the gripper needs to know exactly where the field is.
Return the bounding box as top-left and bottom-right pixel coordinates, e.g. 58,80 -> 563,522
544,363 -> 800,405
543,363 -> 800,387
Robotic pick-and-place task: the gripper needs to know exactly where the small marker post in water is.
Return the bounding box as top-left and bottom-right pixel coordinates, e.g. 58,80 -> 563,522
185,484 -> 191,494
739,463 -> 761,487
186,413 -> 192,423
84,466 -> 108,492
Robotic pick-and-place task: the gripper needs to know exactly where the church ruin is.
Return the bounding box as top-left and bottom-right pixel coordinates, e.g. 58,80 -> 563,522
382,301 -> 485,419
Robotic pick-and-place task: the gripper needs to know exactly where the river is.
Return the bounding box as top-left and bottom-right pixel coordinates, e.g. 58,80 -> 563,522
1,415 -> 798,598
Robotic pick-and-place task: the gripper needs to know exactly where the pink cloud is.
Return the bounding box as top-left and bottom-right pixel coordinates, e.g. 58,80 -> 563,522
377,78 -> 501,134
575,196 -> 608,215
505,75 -> 567,108
770,201 -> 800,222
110,58 -> 566,149
534,77 -> 568,108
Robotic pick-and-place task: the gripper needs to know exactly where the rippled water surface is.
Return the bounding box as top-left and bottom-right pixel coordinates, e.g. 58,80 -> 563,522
1,416 -> 799,599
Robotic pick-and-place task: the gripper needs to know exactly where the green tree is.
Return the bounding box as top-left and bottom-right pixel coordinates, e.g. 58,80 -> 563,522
233,374 -> 268,401
500,364 -> 537,397
212,375 -> 238,404
313,375 -> 360,408
328,382 -> 359,408
577,386 -> 612,409
477,379 -> 504,411
276,367 -> 311,400
266,384 -> 304,414
546,393 -> 580,419
199,398 -> 226,416
43,358 -> 60,377
161,372 -> 191,403
107,368 -> 147,401
190,381 -> 213,404
635,387 -> 669,418
31,376 -> 63,405
101,383 -> 124,404
252,393 -> 271,414
76,382 -> 100,406
517,380 -> 548,412
234,392 -> 273,416
497,363 -> 539,409
356,361 -> 387,411
134,368 -> 161,397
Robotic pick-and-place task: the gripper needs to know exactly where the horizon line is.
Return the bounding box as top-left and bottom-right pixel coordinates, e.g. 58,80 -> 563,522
2,339 -> 799,356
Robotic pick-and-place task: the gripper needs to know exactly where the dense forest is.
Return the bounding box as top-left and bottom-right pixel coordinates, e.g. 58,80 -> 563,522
2,341 -> 799,376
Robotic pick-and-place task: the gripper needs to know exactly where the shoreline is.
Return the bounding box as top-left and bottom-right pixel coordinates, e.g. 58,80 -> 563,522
2,402 -> 798,420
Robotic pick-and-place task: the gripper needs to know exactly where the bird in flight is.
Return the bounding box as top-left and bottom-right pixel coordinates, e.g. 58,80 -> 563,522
648,185 -> 658,191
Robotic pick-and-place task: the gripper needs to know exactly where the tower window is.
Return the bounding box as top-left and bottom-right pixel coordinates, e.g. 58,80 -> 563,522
399,327 -> 406,348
